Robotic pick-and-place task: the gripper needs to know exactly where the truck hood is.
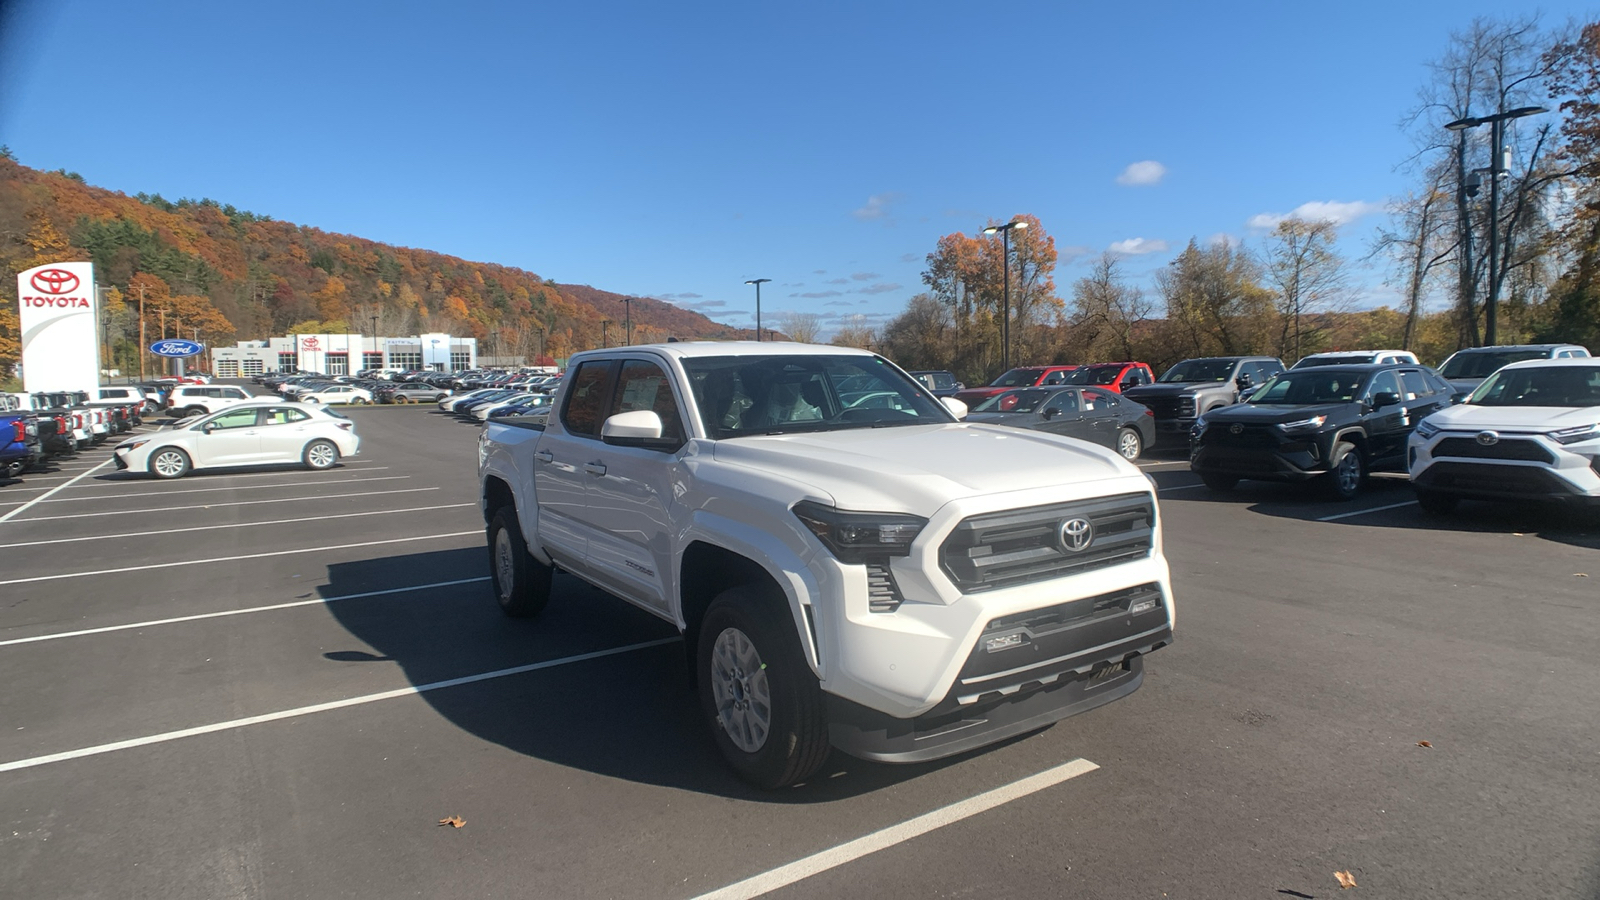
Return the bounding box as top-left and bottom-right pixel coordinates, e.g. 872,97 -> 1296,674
1426,403 -> 1600,432
709,423 -> 1137,514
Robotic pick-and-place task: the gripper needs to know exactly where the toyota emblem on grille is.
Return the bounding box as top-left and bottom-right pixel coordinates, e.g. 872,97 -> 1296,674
1229,423 -> 1244,435
1058,517 -> 1094,553
1475,430 -> 1500,446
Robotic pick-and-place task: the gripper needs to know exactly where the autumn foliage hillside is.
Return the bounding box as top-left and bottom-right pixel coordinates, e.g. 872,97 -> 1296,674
0,157 -> 747,373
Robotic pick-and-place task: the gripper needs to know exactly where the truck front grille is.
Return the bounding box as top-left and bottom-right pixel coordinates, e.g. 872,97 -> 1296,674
939,493 -> 1155,592
1137,396 -> 1192,420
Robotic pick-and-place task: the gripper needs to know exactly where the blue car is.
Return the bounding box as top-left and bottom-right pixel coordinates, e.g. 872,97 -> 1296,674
1,409 -> 43,478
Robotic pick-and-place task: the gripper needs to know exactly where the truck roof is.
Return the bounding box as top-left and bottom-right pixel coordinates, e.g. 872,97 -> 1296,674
570,341 -> 877,362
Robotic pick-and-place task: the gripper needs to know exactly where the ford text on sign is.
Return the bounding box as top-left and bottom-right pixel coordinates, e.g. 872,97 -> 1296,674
17,261 -> 99,394
151,340 -> 204,357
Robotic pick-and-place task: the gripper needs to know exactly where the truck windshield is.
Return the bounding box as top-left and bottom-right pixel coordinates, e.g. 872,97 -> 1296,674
1467,366 -> 1600,407
683,355 -> 952,438
1160,359 -> 1235,383
1065,366 -> 1122,385
1439,349 -> 1549,379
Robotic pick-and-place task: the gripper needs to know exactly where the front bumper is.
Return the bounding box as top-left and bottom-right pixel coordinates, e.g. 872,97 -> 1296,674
1190,433 -> 1329,482
1409,431 -> 1600,503
828,583 -> 1172,762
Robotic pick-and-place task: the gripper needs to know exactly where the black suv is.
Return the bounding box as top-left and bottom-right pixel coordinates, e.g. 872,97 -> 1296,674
1122,356 -> 1285,446
1189,363 -> 1455,499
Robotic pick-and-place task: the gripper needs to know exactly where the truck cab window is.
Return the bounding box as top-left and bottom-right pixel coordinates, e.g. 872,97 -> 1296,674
611,360 -> 685,447
561,361 -> 615,437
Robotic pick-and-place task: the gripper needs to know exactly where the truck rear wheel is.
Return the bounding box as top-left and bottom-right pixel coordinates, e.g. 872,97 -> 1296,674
488,508 -> 551,618
697,586 -> 830,789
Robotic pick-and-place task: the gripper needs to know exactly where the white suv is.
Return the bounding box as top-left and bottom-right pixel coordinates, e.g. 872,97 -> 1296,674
166,385 -> 255,417
1292,350 -> 1420,369
1409,358 -> 1600,512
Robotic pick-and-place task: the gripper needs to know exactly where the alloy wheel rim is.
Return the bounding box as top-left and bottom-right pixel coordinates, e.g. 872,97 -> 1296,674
309,444 -> 336,467
710,627 -> 772,753
154,451 -> 184,476
1338,454 -> 1360,492
1119,431 -> 1139,459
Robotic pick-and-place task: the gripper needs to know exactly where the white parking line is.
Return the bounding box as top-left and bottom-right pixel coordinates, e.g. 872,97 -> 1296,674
0,503 -> 476,549
0,577 -> 491,648
0,637 -> 681,773
30,475 -> 412,504
1316,500 -> 1419,522
0,530 -> 482,586
689,758 -> 1100,900
2,487 -> 441,523
0,457 -> 116,524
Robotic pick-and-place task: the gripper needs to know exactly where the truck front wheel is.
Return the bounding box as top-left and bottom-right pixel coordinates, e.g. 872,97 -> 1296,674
697,586 -> 830,789
488,508 -> 552,618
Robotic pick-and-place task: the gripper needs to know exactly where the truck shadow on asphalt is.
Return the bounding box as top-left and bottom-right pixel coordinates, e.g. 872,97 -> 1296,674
318,547 -> 991,802
91,462 -> 354,482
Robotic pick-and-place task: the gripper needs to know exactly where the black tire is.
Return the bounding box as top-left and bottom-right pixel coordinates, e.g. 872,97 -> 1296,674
182,406 -> 205,418
1415,489 -> 1459,515
149,447 -> 191,479
697,585 -> 830,789
1200,472 -> 1238,491
1323,441 -> 1365,501
487,507 -> 552,618
1115,427 -> 1143,461
4,459 -> 24,479
302,439 -> 340,470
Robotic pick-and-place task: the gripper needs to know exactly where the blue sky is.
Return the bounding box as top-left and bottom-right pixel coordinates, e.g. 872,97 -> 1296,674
2,0 -> 1594,336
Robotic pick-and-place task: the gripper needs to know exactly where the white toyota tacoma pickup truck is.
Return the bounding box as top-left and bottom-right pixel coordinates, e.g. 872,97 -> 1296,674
477,342 -> 1174,788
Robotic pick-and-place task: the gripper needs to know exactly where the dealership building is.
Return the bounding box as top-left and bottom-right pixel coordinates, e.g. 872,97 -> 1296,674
210,333 -> 477,377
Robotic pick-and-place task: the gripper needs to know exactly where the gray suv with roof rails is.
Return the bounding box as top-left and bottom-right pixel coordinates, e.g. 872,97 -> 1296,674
1122,356 -> 1285,446
1437,344 -> 1590,397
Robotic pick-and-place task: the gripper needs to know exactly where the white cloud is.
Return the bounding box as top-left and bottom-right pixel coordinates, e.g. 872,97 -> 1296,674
1116,160 -> 1167,186
852,192 -> 902,220
1247,200 -> 1383,230
1108,237 -> 1169,256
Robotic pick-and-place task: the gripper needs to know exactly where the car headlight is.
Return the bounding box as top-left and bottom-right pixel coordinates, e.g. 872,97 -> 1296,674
792,500 -> 926,564
1549,423 -> 1600,445
1414,419 -> 1441,439
1191,414 -> 1208,435
1276,415 -> 1327,433
118,439 -> 150,451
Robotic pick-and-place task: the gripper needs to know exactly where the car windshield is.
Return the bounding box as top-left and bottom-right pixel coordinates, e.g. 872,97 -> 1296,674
1439,349 -> 1550,379
988,368 -> 1043,387
1467,366 -> 1600,407
1160,359 -> 1236,383
974,388 -> 1052,413
1064,366 -> 1122,385
683,354 -> 951,438
1247,371 -> 1368,404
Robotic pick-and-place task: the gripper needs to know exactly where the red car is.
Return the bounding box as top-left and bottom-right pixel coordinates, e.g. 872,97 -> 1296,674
953,365 -> 1078,408
1062,361 -> 1155,393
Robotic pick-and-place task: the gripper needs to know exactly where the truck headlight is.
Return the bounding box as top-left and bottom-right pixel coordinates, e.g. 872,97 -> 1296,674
1276,415 -> 1327,433
1550,423 -> 1600,445
792,501 -> 927,564
1191,414 -> 1208,436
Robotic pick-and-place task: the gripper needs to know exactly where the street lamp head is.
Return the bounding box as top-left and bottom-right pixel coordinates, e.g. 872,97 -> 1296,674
982,226 -> 999,235
744,278 -> 771,285
1506,105 -> 1549,119
1444,116 -> 1479,132
1011,220 -> 1028,230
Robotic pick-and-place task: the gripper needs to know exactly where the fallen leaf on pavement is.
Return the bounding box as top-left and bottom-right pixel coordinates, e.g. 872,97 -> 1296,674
438,816 -> 465,828
1335,870 -> 1358,889
1575,573 -> 1589,578
1417,740 -> 1432,748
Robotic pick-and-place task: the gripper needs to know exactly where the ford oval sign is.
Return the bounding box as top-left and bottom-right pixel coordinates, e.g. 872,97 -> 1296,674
150,339 -> 204,358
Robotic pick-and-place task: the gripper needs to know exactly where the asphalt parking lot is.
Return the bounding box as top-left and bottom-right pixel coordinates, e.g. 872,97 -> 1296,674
2,391 -> 1597,899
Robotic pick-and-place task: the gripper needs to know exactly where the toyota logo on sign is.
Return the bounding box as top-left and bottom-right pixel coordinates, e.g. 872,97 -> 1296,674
301,336 -> 321,351
1058,517 -> 1094,553
30,268 -> 80,295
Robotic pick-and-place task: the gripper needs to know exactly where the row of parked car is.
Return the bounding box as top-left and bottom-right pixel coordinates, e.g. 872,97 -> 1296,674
941,343 -> 1597,511
1,389 -> 150,479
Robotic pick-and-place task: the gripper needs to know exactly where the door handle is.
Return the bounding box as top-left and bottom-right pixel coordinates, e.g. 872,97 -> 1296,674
583,461 -> 607,476
535,449 -> 553,463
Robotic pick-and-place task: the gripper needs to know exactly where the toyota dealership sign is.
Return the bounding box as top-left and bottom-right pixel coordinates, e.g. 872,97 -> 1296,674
16,261 -> 99,393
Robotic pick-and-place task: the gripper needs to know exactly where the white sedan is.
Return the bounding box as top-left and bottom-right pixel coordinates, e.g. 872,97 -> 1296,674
300,385 -> 374,405
113,401 -> 360,478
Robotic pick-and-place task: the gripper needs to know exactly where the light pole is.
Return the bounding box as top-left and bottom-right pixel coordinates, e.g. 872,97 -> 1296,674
601,319 -> 611,349
622,297 -> 633,345
1445,105 -> 1547,347
744,278 -> 770,340
981,220 -> 1028,371
369,315 -> 379,369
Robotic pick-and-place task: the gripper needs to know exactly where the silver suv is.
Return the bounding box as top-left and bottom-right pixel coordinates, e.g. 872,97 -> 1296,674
1438,344 -> 1590,396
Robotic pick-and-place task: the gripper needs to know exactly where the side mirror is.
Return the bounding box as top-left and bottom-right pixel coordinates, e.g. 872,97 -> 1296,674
1235,372 -> 1253,389
940,397 -> 968,420
601,409 -> 669,447
202,421 -> 218,433
1042,407 -> 1061,420
1372,391 -> 1402,409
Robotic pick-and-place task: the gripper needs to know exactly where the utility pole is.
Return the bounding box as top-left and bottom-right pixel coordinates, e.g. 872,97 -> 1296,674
622,298 -> 633,345
744,279 -> 770,340
135,282 -> 148,380
601,319 -> 610,349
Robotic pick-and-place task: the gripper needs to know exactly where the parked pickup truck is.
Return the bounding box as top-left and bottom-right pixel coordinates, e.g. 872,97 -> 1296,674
478,342 -> 1174,788
1122,356 -> 1285,446
0,395 -> 44,478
